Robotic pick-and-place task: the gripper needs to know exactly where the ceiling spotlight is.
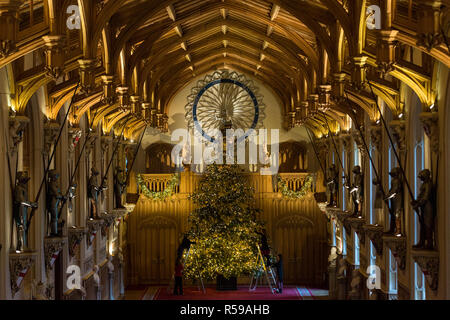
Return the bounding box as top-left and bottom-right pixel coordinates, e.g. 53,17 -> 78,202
398,113 -> 404,119
429,103 -> 435,110
376,119 -> 381,125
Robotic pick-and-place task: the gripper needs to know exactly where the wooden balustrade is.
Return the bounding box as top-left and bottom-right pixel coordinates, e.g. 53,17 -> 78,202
18,0 -> 48,40
136,171 -> 316,197
128,169 -> 328,286
138,174 -> 181,194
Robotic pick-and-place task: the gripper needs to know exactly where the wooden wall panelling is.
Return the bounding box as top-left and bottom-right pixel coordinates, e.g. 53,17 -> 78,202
128,172 -> 328,287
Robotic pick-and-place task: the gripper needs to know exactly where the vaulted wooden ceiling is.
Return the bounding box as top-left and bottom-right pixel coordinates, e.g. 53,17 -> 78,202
4,0 -> 448,139
109,0 -> 327,107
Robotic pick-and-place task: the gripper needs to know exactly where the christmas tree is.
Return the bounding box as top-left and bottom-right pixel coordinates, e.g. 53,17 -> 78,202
184,164 -> 264,281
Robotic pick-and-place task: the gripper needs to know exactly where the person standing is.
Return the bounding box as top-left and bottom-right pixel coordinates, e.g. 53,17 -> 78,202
258,229 -> 271,264
173,258 -> 184,296
176,234 -> 195,260
274,254 -> 284,294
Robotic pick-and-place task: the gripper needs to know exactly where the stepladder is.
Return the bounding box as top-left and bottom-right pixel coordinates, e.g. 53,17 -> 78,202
249,244 -> 278,294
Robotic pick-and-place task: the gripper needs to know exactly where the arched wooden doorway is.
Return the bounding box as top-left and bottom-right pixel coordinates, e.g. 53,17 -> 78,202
135,216 -> 177,285
274,215 -> 327,287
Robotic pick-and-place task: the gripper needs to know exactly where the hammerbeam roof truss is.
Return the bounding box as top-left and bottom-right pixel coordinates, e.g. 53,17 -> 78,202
4,0 -> 449,139
112,0 -> 321,98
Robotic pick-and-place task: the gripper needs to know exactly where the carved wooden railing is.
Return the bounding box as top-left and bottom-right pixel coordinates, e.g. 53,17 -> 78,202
392,0 -> 419,29
276,172 -> 314,193
135,172 -> 317,197
138,173 -> 181,194
18,0 -> 48,41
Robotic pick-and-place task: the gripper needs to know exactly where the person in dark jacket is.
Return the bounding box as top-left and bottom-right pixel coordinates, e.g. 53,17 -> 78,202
274,254 -> 283,294
177,234 -> 195,260
173,258 -> 184,296
258,229 -> 271,264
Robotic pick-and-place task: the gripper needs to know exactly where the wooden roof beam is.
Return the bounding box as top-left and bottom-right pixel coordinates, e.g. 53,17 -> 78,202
174,25 -> 183,37
270,4 -> 280,21
220,8 -> 228,20
166,5 -> 176,22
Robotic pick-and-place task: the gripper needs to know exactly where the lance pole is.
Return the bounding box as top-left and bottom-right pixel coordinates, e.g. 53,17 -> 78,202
318,112 -> 349,184
367,81 -> 415,201
99,116 -> 131,190
60,107 -> 100,211
27,81 -> 80,230
125,124 -> 148,186
305,126 -> 326,178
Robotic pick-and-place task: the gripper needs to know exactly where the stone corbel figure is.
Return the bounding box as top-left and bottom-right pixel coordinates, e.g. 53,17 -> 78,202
113,167 -> 126,209
336,256 -> 347,300
93,266 -> 100,284
349,269 -> 362,299
328,247 -> 338,268
13,172 -> 38,252
327,164 -> 339,207
46,170 -> 66,237
385,167 -> 404,235
348,166 -> 364,217
88,168 -> 101,219
32,281 -> 49,300
107,256 -> 115,274
411,169 -> 435,250
337,256 -> 347,280
9,118 -> 24,151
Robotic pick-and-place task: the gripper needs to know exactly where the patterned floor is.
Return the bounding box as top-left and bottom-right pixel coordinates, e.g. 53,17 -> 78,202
124,285 -> 329,300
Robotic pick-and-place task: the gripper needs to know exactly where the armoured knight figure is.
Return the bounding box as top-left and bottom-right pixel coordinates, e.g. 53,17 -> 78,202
412,169 -> 435,250
13,172 -> 38,252
349,166 -> 363,217
46,170 -> 66,237
385,167 -> 404,235
114,167 -> 126,209
67,183 -> 77,213
88,168 -> 101,219
327,164 -> 339,207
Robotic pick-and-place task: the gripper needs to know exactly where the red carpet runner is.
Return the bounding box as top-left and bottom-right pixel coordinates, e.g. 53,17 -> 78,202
151,286 -> 314,300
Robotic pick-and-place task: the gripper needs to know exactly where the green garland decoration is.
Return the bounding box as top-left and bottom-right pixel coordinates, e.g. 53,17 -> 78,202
137,173 -> 180,200
277,175 -> 314,199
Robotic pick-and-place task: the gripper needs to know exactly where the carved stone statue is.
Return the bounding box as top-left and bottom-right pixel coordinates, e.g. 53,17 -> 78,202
32,281 -> 49,300
46,170 -> 66,237
348,165 -> 363,217
107,256 -> 115,274
88,168 -> 101,219
13,172 -> 38,252
349,269 -> 362,299
93,265 -> 101,288
336,256 -> 347,300
328,246 -> 338,268
412,169 -> 435,250
337,256 -> 347,279
327,164 -> 339,207
114,167 -> 126,209
385,167 -> 404,235
9,118 -> 24,150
